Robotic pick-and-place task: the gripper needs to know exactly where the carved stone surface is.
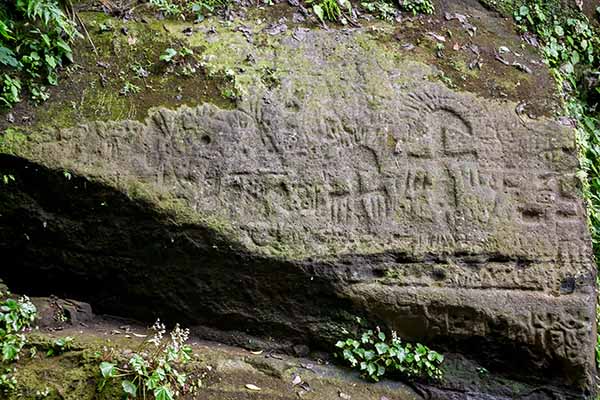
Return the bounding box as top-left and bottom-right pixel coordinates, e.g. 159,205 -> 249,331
0,26 -> 596,398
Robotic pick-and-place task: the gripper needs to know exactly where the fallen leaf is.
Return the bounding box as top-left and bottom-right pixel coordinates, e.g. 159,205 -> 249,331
339,392 -> 351,399
427,32 -> 446,42
512,62 -> 532,73
245,384 -> 261,391
444,12 -> 467,23
132,333 -> 147,338
300,362 -> 314,370
250,350 -> 264,355
127,36 -> 137,46
292,374 -> 302,386
453,43 -> 460,51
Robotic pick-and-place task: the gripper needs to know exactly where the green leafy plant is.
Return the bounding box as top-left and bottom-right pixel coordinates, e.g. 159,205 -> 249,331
310,0 -> 351,23
0,0 -> 80,107
160,48 -> 179,63
188,0 -> 230,21
120,81 -> 141,96
335,327 -> 444,382
29,83 -> 50,104
0,293 -> 37,362
361,0 -> 398,21
0,368 -> 17,394
160,47 -> 194,64
398,0 -> 434,15
0,74 -> 22,107
149,0 -> 183,17
1,174 -> 16,185
0,291 -> 37,394
46,336 -> 74,357
147,0 -> 231,21
99,319 -> 196,400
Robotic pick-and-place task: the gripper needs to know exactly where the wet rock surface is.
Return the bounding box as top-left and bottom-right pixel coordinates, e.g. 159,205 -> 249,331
0,1 -> 596,398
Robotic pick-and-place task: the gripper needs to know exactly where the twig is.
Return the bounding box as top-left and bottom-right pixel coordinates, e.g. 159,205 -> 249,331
74,11 -> 98,56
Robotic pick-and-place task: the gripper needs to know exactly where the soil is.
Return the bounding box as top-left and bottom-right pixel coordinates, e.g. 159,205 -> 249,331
12,312 -> 422,400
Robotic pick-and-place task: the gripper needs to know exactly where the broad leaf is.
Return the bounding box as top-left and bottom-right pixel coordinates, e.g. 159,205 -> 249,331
99,362 -> 116,378
154,386 -> 174,400
313,5 -> 324,23
122,380 -> 137,397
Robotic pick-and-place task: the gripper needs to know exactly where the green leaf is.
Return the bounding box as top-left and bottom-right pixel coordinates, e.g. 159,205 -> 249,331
0,46 -> 18,67
554,25 -> 564,37
160,48 -> 177,62
374,342 -> 389,355
99,362 -> 116,378
122,380 -> 137,397
2,342 -> 19,361
313,4 -> 324,23
366,362 -> 376,377
377,331 -> 385,341
45,54 -> 57,69
519,5 -> 529,16
154,386 -> 174,400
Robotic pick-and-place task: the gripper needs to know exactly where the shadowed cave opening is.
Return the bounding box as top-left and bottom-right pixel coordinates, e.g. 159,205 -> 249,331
0,153 -> 586,396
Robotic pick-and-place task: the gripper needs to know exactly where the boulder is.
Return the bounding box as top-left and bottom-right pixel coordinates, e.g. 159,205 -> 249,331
0,1 -> 596,397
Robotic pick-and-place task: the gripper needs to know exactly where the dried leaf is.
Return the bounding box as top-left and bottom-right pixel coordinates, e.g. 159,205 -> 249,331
427,32 -> 446,42
245,384 -> 261,391
292,374 -> 302,386
512,62 -> 532,73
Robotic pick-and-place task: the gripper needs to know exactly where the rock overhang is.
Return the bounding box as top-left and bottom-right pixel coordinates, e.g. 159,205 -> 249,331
0,2 -> 596,398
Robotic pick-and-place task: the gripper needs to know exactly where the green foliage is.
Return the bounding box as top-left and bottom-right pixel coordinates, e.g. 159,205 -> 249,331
0,368 -> 17,394
0,293 -> 37,363
335,327 -> 444,382
361,0 -> 398,21
0,0 -> 80,108
120,81 -> 141,96
46,336 -> 74,357
99,319 -> 197,400
0,292 -> 37,394
1,174 -> 16,185
147,0 -> 231,21
0,74 -> 22,107
160,47 -> 193,64
509,3 -> 600,255
149,0 -> 183,16
188,0 -> 231,21
398,0 -> 434,15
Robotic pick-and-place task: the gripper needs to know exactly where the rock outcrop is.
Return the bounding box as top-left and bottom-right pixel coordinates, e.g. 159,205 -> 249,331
0,1 -> 596,398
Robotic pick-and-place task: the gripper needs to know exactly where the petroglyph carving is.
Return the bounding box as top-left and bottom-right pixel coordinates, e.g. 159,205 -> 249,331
21,33 -> 595,394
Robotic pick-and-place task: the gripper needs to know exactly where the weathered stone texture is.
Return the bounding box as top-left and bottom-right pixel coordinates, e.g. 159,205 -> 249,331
0,26 -> 596,397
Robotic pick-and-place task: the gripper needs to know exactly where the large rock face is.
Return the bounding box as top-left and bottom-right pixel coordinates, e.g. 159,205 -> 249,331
0,2 -> 596,398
